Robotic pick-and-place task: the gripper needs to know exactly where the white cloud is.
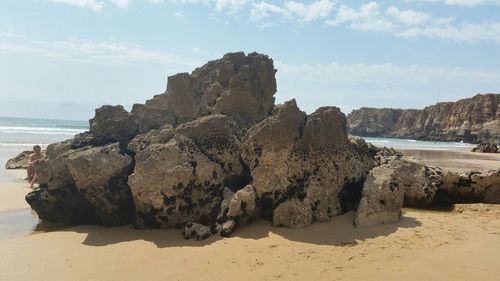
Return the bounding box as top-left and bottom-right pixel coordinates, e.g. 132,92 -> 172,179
250,2 -> 286,21
396,21 -> 500,44
250,0 -> 334,23
174,10 -> 184,18
277,61 -> 500,85
214,0 -> 249,14
0,36 -> 199,67
48,0 -> 105,11
403,0 -> 500,7
386,6 -> 430,26
286,0 -> 334,22
111,0 -> 131,8
327,2 -> 394,32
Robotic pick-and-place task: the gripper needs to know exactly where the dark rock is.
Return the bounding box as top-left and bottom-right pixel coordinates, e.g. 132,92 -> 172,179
472,143 -> 499,153
66,143 -> 134,225
90,105 -> 137,145
128,135 -> 225,229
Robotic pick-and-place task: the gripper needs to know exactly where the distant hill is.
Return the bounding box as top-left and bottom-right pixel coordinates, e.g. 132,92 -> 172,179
347,94 -> 500,144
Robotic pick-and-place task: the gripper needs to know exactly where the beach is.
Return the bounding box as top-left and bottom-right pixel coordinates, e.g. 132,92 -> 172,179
1,142 -> 499,281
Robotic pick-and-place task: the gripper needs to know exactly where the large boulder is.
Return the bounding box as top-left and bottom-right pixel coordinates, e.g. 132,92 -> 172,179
26,135 -> 95,225
90,105 -> 137,145
128,135 -> 225,228
66,143 -> 134,225
25,134 -> 135,226
354,164 -> 404,228
242,99 -> 375,227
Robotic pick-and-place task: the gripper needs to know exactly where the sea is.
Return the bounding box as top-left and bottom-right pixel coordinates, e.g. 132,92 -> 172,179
0,116 -> 477,151
0,116 -> 88,150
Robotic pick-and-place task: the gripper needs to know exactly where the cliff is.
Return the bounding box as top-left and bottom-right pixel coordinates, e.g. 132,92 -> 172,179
347,94 -> 500,143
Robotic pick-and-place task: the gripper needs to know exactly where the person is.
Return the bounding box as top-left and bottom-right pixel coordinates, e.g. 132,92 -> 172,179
27,145 -> 44,188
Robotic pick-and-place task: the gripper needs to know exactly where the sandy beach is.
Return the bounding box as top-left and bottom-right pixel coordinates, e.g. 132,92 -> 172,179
1,147 -> 499,281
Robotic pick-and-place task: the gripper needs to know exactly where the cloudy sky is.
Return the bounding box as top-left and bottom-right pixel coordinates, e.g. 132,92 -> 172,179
1,0 -> 499,120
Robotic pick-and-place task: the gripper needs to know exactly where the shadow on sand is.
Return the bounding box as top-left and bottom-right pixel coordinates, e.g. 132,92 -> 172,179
31,211 -> 421,248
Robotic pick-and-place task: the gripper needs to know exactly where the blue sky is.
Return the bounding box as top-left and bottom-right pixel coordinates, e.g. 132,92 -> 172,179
0,0 -> 499,120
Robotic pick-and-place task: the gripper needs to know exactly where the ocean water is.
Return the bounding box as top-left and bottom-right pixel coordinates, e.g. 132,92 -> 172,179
0,116 -> 476,151
0,116 -> 88,150
363,137 -> 475,151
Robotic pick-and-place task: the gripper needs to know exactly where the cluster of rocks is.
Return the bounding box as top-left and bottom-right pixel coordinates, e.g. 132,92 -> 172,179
472,143 -> 499,153
354,159 -> 500,227
347,94 -> 500,143
19,52 -> 500,240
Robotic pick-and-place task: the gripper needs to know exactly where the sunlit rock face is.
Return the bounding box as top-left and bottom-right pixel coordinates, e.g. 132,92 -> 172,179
347,94 -> 500,143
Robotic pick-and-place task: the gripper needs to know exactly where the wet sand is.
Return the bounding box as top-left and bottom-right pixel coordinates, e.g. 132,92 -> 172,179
399,149 -> 500,172
1,147 -> 499,280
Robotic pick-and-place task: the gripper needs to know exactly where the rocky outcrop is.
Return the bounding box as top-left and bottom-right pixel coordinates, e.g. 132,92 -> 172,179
242,100 -> 375,227
127,52 -> 277,136
24,52 -> 500,239
472,143 -> 499,153
358,158 -> 500,210
354,163 -> 404,228
26,133 -> 134,226
347,94 -> 500,143
5,150 -> 34,169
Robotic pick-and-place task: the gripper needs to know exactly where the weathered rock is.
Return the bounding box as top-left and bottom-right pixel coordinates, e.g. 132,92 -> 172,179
354,164 -> 404,228
5,150 -> 34,169
472,143 -> 499,153
437,170 -> 500,205
217,184 -> 258,234
182,222 -> 213,241
26,184 -> 95,225
348,94 -> 500,143
129,52 -> 277,130
176,115 -> 249,189
243,99 -> 375,227
128,135 -> 225,229
272,199 -> 313,228
359,158 -> 500,211
66,143 -> 134,225
90,105 -> 137,145
25,135 -> 135,226
127,125 -> 175,153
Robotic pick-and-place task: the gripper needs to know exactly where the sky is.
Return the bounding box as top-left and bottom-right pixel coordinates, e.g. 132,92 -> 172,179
0,0 -> 499,120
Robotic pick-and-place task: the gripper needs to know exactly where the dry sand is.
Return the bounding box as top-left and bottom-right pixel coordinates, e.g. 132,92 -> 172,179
1,151 -> 500,281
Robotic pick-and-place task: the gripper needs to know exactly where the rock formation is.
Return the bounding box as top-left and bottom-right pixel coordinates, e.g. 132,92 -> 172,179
23,52 -> 376,237
347,94 -> 500,143
20,52 -> 500,237
472,143 -> 499,153
5,150 -> 44,169
354,162 -> 405,228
